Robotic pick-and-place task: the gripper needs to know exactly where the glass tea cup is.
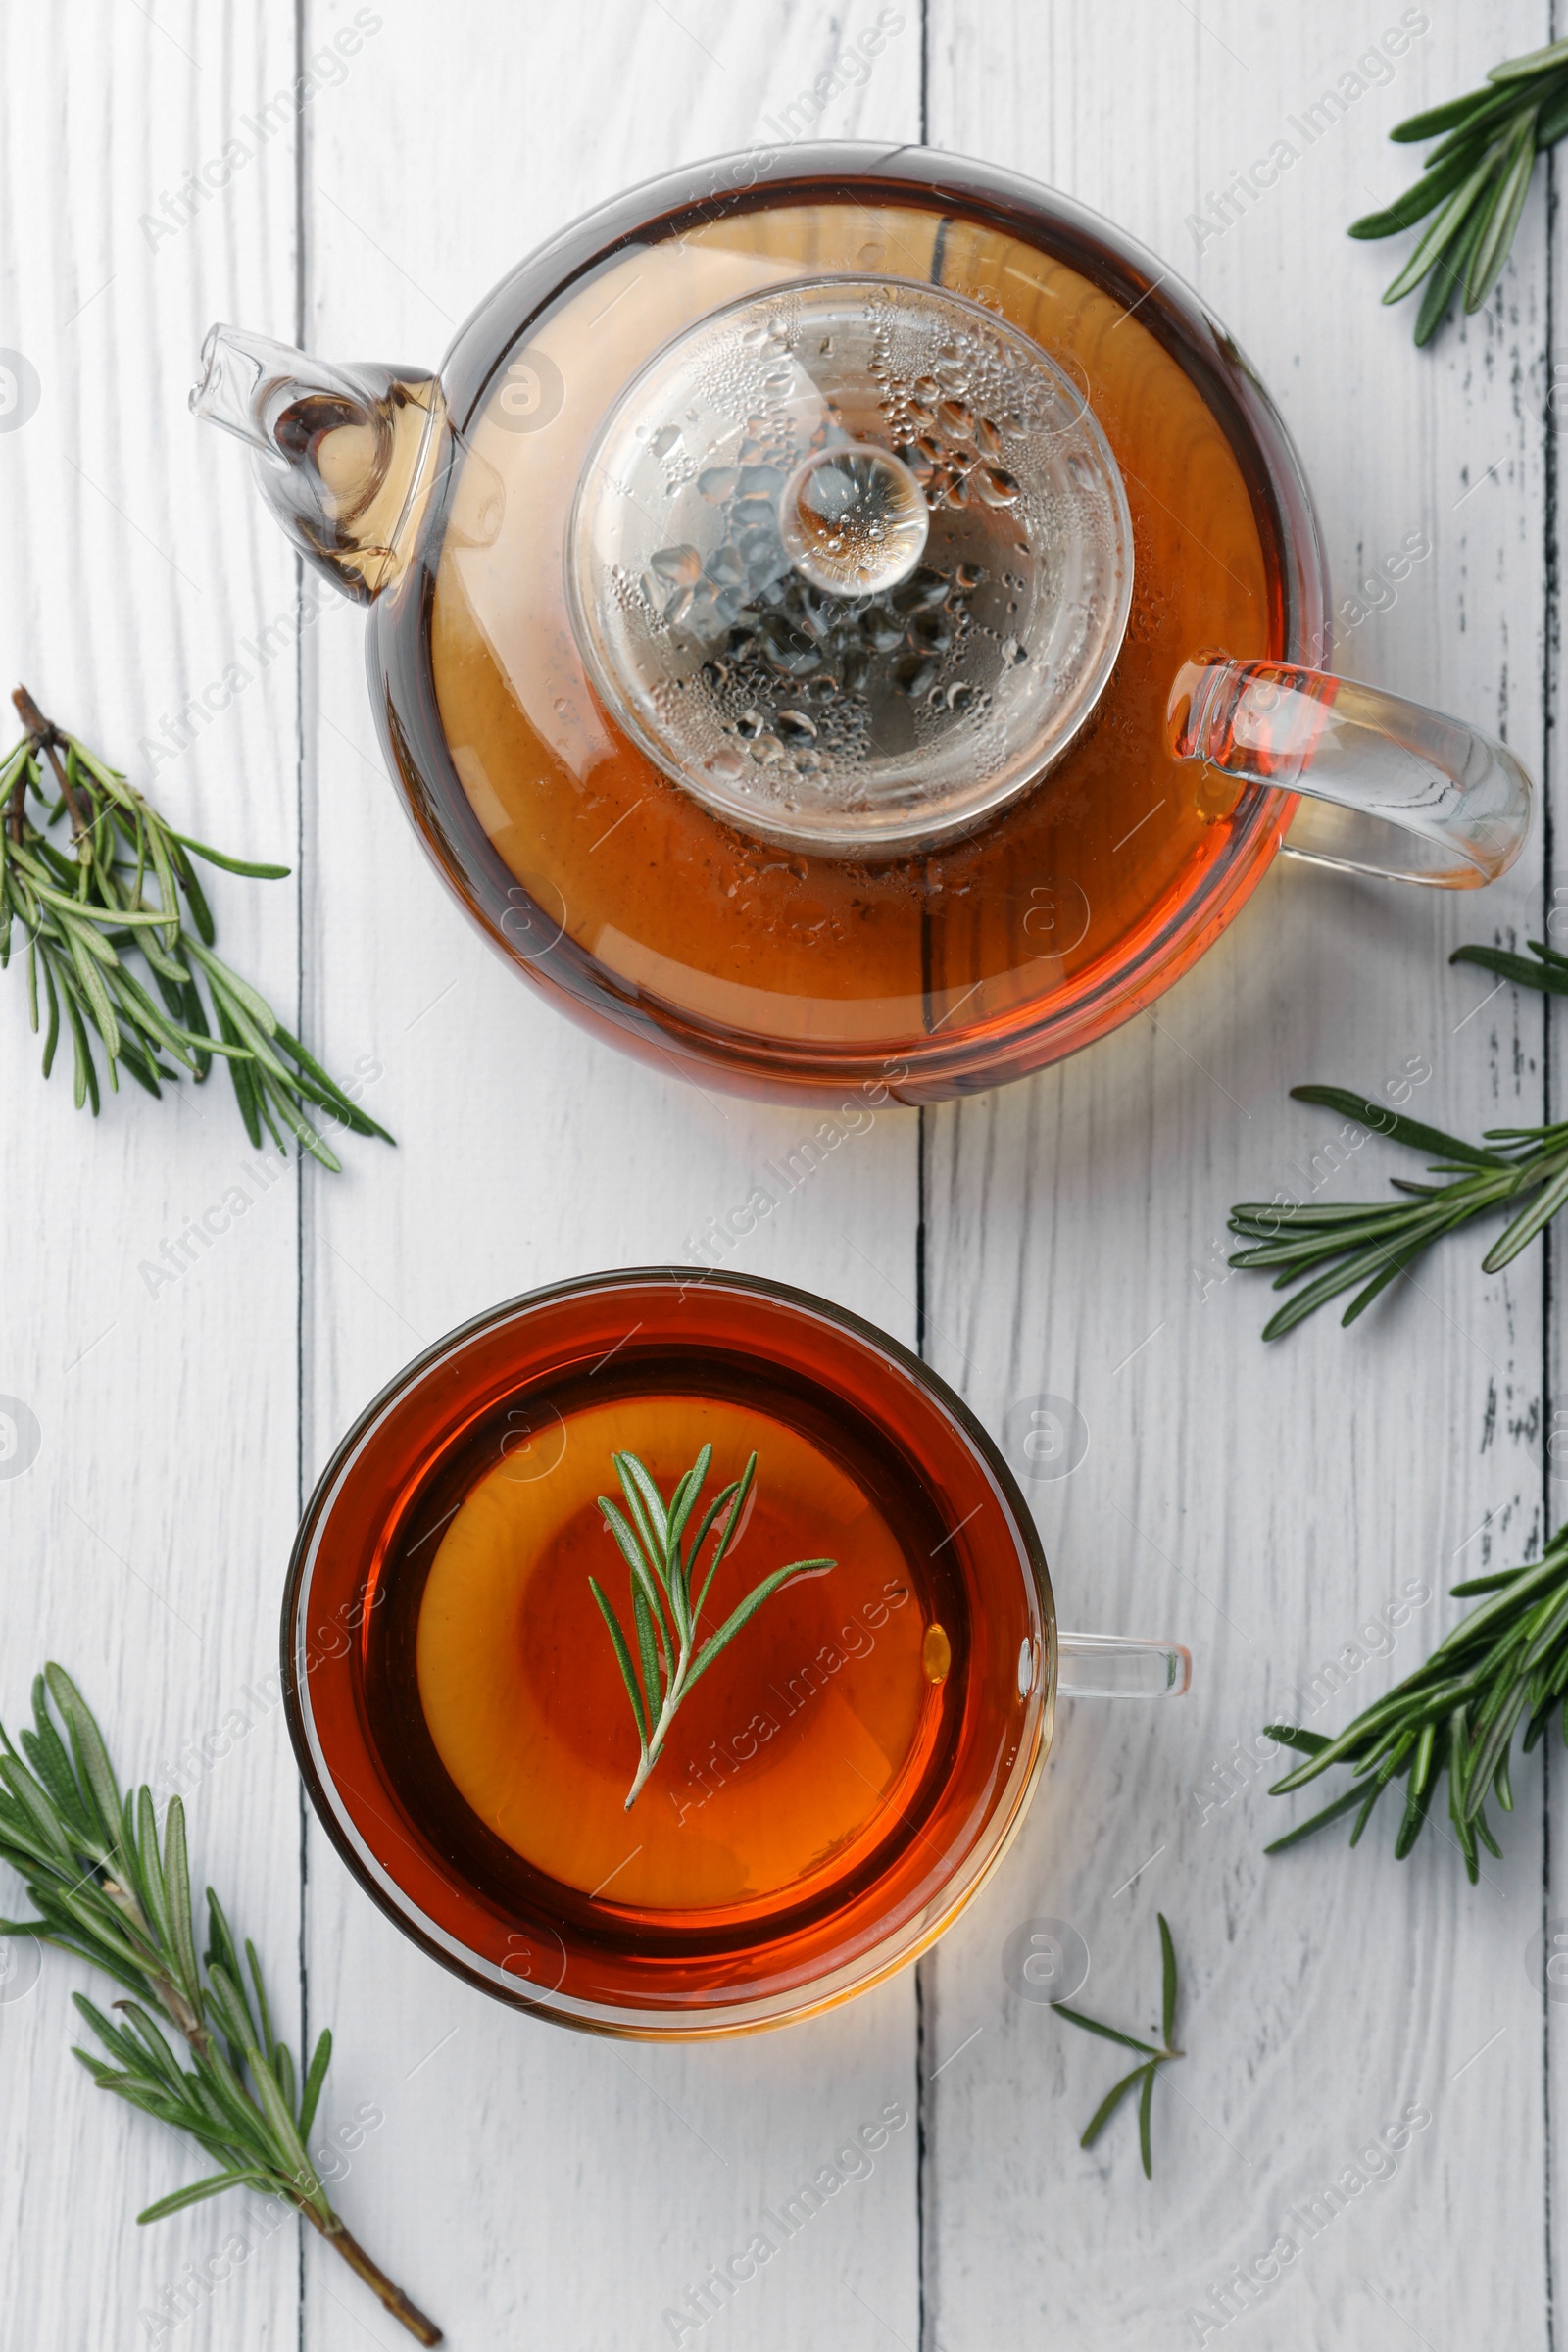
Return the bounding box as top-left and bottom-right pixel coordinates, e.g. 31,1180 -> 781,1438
284,1269 -> 1188,2037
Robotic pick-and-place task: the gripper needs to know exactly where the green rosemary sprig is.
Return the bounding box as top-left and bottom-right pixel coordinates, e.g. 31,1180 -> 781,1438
1349,37 -> 1568,344
1,688 -> 393,1171
1228,1085 -> 1568,1341
0,1666 -> 440,2340
1263,1527 -> 1568,1883
1450,931 -> 1568,998
1054,1915 -> 1183,2180
590,1446 -> 834,1809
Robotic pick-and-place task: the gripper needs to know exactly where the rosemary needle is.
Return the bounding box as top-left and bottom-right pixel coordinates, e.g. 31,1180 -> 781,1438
1263,1526 -> 1568,1883
590,1445 -> 834,1809
1229,1086 -> 1568,1341
1054,1914 -> 1183,2180
0,1665 -> 441,2342
1350,36 -> 1568,344
1230,943 -> 1568,1338
0,688 -> 393,1171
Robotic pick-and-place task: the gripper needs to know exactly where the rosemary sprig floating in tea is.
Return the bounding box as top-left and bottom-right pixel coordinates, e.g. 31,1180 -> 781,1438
1054,1915 -> 1183,2180
1350,37 -> 1568,345
1228,1086 -> 1568,1341
590,1445 -> 834,1809
1262,1526 -> 1568,1884
0,688 -> 392,1171
0,1665 -> 441,2344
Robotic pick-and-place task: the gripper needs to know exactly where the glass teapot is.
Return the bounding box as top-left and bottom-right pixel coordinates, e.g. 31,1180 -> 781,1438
192,144 -> 1532,1103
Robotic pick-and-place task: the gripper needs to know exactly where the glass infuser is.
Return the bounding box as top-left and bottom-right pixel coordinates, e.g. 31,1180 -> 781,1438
192,144 -> 1533,1100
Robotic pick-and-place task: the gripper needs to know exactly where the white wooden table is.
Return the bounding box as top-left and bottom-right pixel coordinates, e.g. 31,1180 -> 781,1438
0,3 -> 1559,2344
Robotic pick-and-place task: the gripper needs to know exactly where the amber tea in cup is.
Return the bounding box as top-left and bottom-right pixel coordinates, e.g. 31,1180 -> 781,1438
416,1386 -> 946,1910
285,1271 -> 1184,2035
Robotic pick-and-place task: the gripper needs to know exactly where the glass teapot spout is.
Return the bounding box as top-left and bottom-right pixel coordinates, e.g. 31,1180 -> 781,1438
190,325 -> 443,605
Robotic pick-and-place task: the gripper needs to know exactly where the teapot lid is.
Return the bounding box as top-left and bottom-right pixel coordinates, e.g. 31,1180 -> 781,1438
566,276 -> 1133,856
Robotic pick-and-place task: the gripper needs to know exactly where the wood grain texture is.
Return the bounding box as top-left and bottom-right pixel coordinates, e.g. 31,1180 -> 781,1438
922,4 -> 1554,2349
0,6 -> 306,2349
1544,48 -> 1568,2339
2,3 -> 1563,2349
300,5 -> 924,2349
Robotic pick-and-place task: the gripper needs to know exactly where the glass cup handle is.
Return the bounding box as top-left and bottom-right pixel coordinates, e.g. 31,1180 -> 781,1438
1056,1632 -> 1192,1699
1167,653 -> 1533,889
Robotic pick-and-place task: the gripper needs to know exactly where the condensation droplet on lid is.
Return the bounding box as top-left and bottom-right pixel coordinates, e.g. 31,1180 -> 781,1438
976,467 -> 1020,508
649,424 -> 682,458
923,1623 -> 952,1685
894,570 -> 950,614
649,544 -> 703,584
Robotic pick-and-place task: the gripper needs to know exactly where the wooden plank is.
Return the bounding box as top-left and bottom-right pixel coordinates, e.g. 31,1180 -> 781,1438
922,5 -> 1551,2346
0,5 -> 305,2348
10,7 -> 1561,2349
301,5 -> 924,2346
1544,70 -> 1568,2336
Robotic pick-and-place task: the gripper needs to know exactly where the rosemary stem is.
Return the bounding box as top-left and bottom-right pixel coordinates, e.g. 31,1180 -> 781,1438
4,743 -> 25,844
301,2205 -> 444,2345
626,1659 -> 691,1808
13,686 -> 91,842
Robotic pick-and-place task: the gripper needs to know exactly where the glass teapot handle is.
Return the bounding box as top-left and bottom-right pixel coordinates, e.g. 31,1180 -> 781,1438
1167,653 -> 1532,889
1055,1632 -> 1191,1699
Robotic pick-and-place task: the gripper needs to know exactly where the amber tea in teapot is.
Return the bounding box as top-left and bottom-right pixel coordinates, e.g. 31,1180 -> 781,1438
196,147 -> 1530,1102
